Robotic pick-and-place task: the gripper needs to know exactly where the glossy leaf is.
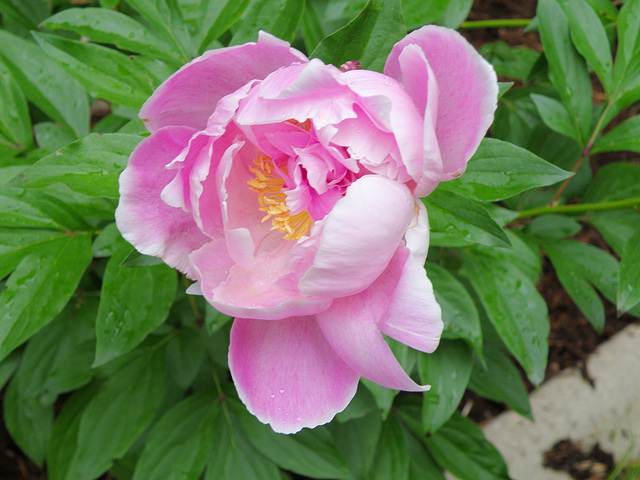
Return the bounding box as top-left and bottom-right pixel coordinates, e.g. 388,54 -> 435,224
94,245 -> 177,366
10,133 -> 142,198
230,0 -> 305,45
401,0 -> 450,30
312,0 -> 405,72
460,250 -> 549,385
468,344 -> 533,420
133,393 -> 219,480
0,30 -> 89,137
197,0 -> 251,54
33,122 -> 76,151
426,413 -> 512,480
444,138 -> 573,202
617,228 -> 640,313
0,233 -> 92,362
419,340 -> 473,434
530,94 -> 578,140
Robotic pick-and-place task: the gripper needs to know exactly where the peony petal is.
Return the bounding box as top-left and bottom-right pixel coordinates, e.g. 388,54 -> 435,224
140,31 -> 308,133
229,316 -> 360,434
385,25 -> 498,181
298,175 -> 414,298
316,248 -> 428,391
115,126 -> 210,277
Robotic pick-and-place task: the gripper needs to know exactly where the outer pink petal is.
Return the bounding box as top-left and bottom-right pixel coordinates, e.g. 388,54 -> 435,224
298,175 -> 414,298
229,316 -> 360,434
140,32 -> 308,133
115,126 -> 210,277
385,25 -> 498,181
316,248 -> 428,391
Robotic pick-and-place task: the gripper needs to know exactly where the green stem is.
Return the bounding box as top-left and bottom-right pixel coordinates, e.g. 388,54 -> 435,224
515,197 -> 640,220
459,18 -> 532,29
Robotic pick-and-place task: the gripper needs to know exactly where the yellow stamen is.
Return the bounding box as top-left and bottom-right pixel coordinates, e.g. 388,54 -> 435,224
248,154 -> 313,240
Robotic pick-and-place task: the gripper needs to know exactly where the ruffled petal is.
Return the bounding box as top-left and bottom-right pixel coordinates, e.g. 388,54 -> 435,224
385,25 -> 498,182
316,248 -> 428,391
298,175 -> 414,298
140,31 -> 308,133
229,316 -> 360,434
115,126 -> 210,277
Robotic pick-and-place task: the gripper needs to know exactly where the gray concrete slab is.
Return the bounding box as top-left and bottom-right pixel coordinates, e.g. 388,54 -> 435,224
459,323 -> 640,480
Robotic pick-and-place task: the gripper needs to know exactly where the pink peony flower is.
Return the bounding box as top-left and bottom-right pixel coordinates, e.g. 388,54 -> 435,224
115,26 -> 498,434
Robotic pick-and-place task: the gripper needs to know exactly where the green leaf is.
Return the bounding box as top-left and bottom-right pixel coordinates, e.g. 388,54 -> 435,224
0,30 -> 89,138
0,187 -> 85,231
67,347 -> 166,479
329,412 -> 382,479
589,210 -> 640,255
479,41 -> 541,80
537,0 -> 592,144
444,138 -> 573,202
530,94 -> 579,140
33,122 -> 76,151
204,304 -> 233,335
613,0 -> 640,96
401,0 -> 450,30
33,32 -> 153,109
196,0 -> 251,54
0,349 -> 21,392
592,115 -> 640,154
368,416 -> 409,480
618,228 -> 640,313
524,214 -> 581,239
426,263 -> 482,358
133,392 -> 219,480
404,428 -> 446,480
460,250 -> 548,385
94,245 -> 177,366
311,0 -> 405,72
42,8 -> 178,63
0,233 -> 92,362
426,413 -> 512,480
419,340 -> 473,434
10,133 -> 142,198
233,401 -> 355,480
432,0 -> 473,29
120,248 -> 165,267
423,189 -> 510,248
0,60 -> 33,152
0,0 -> 49,31
468,344 -> 532,420
230,0 -> 305,45
583,162 -> 640,203
559,0 -> 613,92
165,327 -> 205,388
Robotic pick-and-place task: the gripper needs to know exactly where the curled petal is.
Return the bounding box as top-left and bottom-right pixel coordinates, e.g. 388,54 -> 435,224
140,32 -> 308,133
229,316 -> 360,434
299,175 -> 414,298
115,126 -> 210,277
385,25 -> 498,182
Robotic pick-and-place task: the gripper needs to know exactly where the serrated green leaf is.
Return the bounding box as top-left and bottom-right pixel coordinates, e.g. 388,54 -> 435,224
559,0 -> 613,92
444,138 -> 573,202
311,0 -> 405,72
0,233 -> 92,362
530,94 -> 578,140
10,133 -> 141,198
423,189 -> 510,248
537,0 -> 592,144
0,59 -> 33,152
233,401 -> 355,480
33,32 -> 153,109
196,0 -> 251,54
426,263 -> 482,358
468,344 -> 532,420
592,115 -> 640,154
0,30 -> 89,138
67,348 -> 166,479
419,340 -> 473,434
231,0 -> 305,45
426,413 -> 512,480
133,392 -> 219,480
42,8 -> 179,63
460,250 -> 548,385
618,228 -> 640,313
369,416 -> 409,480
94,245 -> 176,366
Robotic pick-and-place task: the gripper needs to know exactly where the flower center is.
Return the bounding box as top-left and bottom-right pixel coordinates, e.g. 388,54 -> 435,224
247,154 -> 313,240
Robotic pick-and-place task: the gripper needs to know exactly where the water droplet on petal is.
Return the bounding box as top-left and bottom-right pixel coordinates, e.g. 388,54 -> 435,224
279,389 -> 285,394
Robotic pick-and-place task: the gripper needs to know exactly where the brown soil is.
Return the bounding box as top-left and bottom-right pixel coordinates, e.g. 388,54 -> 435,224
544,440 -> 615,480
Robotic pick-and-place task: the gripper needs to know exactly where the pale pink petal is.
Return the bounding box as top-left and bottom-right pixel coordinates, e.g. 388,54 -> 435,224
115,126 -> 210,277
385,25 -> 498,181
298,175 -> 414,298
140,32 -> 308,133
229,316 -> 360,434
197,243 -> 332,320
316,248 -> 428,391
